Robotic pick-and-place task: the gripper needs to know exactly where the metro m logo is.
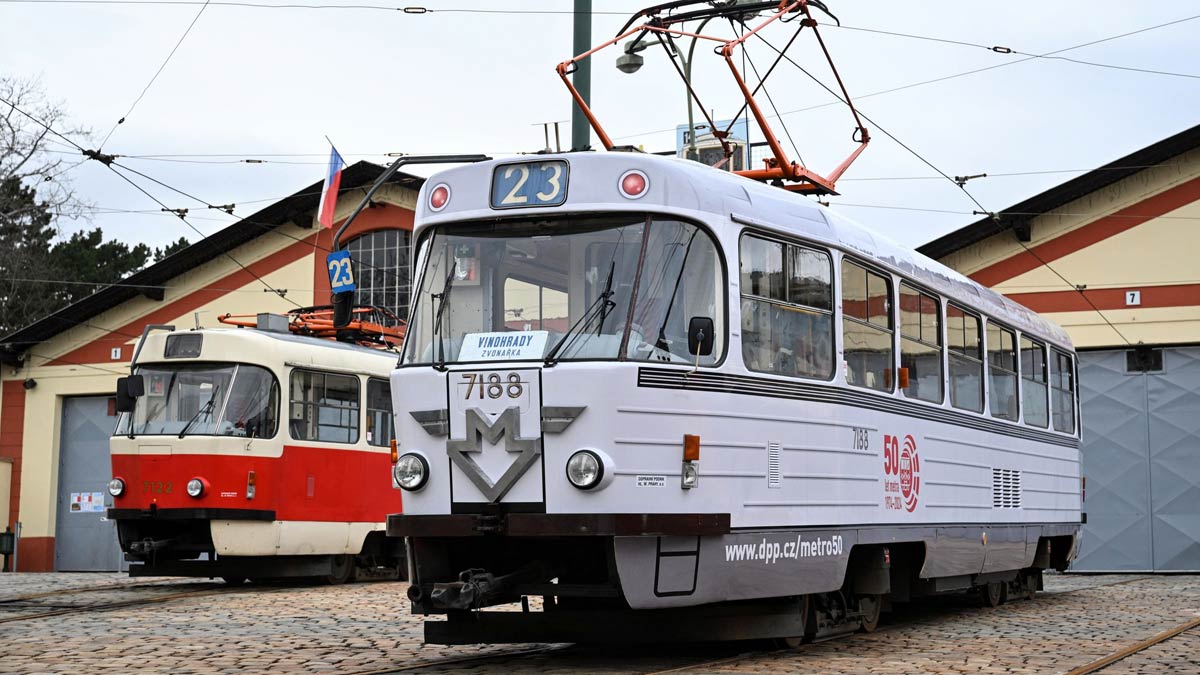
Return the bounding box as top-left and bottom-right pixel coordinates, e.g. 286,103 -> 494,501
446,407 -> 541,503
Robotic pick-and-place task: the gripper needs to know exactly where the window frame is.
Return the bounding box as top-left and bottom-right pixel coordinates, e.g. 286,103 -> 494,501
737,231 -> 836,382
840,257 -> 896,393
288,368 -> 362,445
1050,347 -> 1078,435
1020,335 -> 1049,428
946,302 -> 984,413
986,320 -> 1020,421
365,377 -> 395,448
898,281 -> 945,404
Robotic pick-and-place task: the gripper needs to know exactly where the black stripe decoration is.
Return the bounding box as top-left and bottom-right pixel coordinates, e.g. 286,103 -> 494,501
636,368 -> 1081,450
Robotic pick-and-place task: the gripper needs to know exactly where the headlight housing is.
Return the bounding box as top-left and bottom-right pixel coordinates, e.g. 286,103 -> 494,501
394,453 -> 429,491
186,478 -> 205,498
566,450 -> 603,490
108,478 -> 125,497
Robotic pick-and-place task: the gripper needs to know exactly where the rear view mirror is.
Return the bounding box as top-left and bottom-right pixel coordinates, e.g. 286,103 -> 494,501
115,375 -> 144,413
687,317 -> 714,356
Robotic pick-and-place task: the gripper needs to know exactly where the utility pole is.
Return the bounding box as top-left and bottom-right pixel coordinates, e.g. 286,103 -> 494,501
571,0 -> 592,151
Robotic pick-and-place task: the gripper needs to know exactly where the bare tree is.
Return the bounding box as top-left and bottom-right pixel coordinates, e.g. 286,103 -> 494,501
1,74 -> 91,225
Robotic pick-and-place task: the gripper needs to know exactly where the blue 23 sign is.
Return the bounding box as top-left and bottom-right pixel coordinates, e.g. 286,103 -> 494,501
326,250 -> 356,293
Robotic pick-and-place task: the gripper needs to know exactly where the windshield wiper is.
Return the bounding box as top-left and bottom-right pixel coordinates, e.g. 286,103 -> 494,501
654,229 -> 700,353
179,385 -> 220,439
431,261 -> 457,371
544,259 -> 617,366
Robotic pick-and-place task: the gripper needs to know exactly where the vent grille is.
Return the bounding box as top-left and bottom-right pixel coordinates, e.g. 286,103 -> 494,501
992,469 -> 1022,508
767,441 -> 782,489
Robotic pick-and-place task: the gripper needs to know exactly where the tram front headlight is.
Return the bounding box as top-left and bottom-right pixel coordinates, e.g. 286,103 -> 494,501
108,478 -> 125,497
566,450 -> 603,490
394,453 -> 429,491
186,478 -> 205,498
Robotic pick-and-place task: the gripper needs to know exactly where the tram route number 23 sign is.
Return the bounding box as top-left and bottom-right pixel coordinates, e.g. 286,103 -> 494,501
326,250 -> 356,294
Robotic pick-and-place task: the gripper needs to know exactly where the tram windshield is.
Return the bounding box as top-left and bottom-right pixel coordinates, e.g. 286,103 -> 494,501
401,214 -> 725,366
115,364 -> 280,438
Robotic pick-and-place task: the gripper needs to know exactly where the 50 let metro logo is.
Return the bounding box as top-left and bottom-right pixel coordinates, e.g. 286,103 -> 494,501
883,434 -> 920,512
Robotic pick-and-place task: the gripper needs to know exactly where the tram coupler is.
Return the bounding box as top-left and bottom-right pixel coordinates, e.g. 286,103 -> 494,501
429,563 -> 550,610
129,537 -> 176,555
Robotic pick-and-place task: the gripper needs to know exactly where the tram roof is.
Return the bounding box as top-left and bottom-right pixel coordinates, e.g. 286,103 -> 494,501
135,326 -> 398,371
416,152 -> 1073,348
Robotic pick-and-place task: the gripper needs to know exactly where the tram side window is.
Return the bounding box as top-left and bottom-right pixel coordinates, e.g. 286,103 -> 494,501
1021,337 -> 1049,428
739,235 -> 833,379
987,323 -> 1019,421
366,378 -> 394,447
289,370 -> 360,443
899,283 -> 943,403
841,260 -> 893,391
1051,349 -> 1077,433
947,305 -> 983,412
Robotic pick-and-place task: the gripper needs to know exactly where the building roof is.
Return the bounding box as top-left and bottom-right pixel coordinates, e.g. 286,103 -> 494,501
917,123 -> 1200,260
0,161 -> 423,365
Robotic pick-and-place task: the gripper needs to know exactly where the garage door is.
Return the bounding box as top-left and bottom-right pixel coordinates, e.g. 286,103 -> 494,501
1074,346 -> 1200,572
55,396 -> 125,571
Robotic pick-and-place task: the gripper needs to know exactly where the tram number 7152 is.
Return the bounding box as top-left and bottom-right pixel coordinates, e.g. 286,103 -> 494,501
461,372 -> 525,400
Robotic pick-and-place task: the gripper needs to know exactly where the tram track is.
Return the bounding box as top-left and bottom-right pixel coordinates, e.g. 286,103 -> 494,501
0,582 -> 243,625
1063,615 -> 1200,675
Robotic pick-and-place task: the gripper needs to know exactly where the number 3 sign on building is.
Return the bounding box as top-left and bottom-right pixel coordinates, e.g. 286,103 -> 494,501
326,250 -> 357,294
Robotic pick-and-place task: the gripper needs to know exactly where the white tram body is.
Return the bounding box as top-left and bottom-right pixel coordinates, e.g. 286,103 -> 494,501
387,152 -> 1081,642
109,324 -> 404,581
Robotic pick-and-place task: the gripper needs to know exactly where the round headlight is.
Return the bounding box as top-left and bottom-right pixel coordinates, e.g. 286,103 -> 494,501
108,478 -> 125,497
186,478 -> 204,498
394,454 -> 429,491
566,450 -> 603,490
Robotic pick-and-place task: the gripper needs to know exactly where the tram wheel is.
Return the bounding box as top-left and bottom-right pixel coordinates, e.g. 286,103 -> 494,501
980,581 -> 1006,608
221,576 -> 247,586
857,594 -> 882,633
770,595 -> 811,649
323,554 -> 355,586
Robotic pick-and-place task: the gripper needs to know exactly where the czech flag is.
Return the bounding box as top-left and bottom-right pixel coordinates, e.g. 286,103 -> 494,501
317,144 -> 345,228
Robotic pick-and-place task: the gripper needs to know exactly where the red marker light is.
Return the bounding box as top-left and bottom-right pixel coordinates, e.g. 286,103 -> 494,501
619,170 -> 648,199
429,184 -> 450,211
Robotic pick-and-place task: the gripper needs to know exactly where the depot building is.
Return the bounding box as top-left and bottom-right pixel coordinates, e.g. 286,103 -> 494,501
0,163 -> 422,572
921,123 -> 1200,572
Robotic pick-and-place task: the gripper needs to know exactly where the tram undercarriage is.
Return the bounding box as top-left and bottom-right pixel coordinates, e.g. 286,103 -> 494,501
395,515 -> 1072,644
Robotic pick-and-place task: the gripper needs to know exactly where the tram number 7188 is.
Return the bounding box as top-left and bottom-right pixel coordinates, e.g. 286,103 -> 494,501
460,372 -> 525,400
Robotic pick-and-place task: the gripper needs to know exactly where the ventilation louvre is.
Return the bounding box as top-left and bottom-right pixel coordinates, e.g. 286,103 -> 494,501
992,469 -> 1022,508
767,441 -> 782,489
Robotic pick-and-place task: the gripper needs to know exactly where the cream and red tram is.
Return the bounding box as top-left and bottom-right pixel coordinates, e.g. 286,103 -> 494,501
108,314 -> 405,583
387,151 -> 1082,643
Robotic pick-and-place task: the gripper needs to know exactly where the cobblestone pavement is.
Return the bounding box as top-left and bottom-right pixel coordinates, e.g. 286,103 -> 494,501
0,572 -> 1197,674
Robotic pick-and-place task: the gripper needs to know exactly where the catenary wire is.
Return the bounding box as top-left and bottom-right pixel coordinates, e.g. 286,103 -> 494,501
613,12 -> 1200,141
99,0 -> 212,149
0,0 -> 631,13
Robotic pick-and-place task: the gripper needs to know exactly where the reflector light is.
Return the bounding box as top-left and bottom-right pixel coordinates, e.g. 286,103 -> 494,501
618,170 -> 648,199
429,183 -> 450,211
246,470 -> 256,500
390,438 -> 399,464
683,434 -> 700,462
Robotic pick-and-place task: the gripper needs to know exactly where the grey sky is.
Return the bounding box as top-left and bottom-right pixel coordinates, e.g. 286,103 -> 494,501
3,0 -> 1197,251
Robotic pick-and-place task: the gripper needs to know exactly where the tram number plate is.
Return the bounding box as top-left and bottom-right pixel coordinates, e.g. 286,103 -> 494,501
143,480 -> 173,494
490,161 -> 569,209
851,427 -> 870,451
460,372 -> 526,401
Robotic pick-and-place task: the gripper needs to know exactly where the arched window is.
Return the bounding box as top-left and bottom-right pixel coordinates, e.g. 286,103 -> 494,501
345,229 -> 411,323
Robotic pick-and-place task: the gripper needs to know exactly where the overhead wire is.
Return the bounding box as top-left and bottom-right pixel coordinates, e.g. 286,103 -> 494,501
0,92 -> 303,312
612,11 -> 1200,141
99,0 -> 212,149
743,26 -> 1136,346
0,0 -> 632,12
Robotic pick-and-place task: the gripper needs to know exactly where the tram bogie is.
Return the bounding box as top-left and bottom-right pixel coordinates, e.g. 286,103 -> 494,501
109,320 -> 405,583
386,150 -> 1081,643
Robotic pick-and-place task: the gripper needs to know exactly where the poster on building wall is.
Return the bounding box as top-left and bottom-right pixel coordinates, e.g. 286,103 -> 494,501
69,492 -> 106,513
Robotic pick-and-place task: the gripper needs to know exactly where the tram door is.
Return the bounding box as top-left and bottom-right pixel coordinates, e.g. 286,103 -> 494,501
55,396 -> 126,571
1075,347 -> 1200,572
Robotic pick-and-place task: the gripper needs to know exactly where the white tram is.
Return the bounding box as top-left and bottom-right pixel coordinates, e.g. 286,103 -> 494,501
109,319 -> 404,583
386,152 -> 1081,643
